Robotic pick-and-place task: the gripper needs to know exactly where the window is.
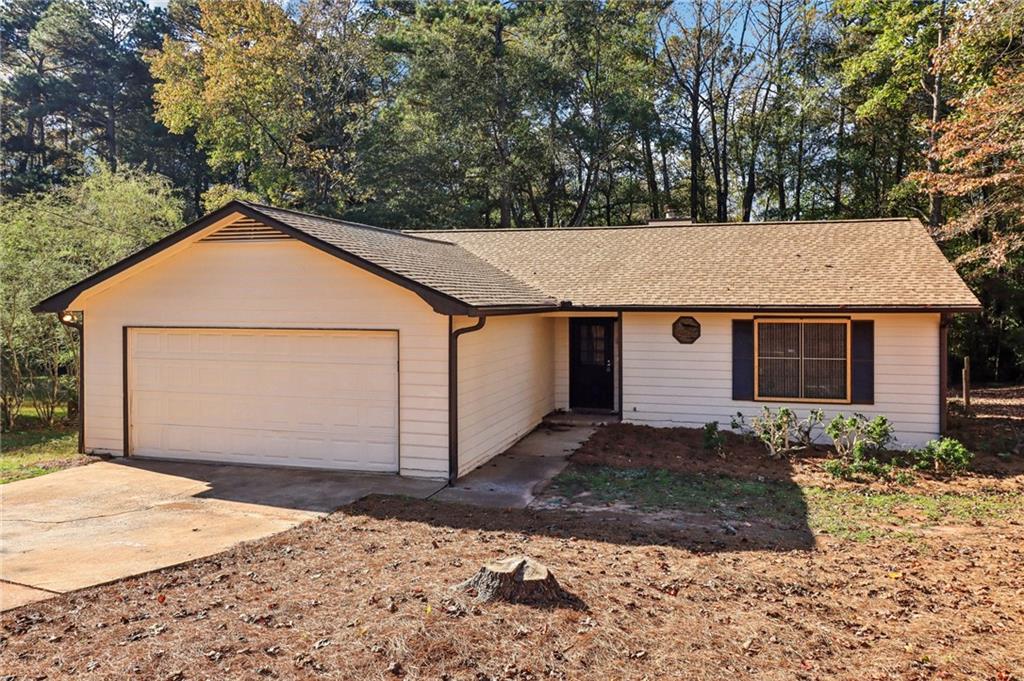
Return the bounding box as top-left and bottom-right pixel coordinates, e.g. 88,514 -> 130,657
755,319 -> 850,402
578,324 -> 606,365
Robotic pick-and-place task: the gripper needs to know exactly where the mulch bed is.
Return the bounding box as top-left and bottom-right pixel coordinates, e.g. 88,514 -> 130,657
2,496 -> 1022,680
570,419 -> 1024,495
569,387 -> 1024,493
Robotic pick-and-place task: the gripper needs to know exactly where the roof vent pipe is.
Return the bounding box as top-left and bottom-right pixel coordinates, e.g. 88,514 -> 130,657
648,208 -> 692,226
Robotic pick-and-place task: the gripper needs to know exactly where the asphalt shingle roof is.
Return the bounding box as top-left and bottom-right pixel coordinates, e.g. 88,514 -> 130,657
244,204 -> 555,309
33,202 -> 981,315
411,218 -> 980,310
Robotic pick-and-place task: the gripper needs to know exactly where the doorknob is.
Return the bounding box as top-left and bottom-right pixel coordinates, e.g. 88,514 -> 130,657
605,359 -> 612,373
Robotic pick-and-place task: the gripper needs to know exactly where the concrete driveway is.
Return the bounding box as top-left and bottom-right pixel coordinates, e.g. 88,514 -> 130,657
0,459 -> 443,611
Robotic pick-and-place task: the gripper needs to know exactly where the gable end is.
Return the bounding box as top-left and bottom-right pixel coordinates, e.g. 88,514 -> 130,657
32,201 -> 478,316
199,216 -> 293,242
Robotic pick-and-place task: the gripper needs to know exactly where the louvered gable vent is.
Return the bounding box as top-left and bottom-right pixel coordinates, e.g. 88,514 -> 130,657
200,216 -> 292,242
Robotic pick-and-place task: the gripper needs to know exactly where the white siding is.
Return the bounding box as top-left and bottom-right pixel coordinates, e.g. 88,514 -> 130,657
622,312 -> 941,448
457,315 -> 555,475
75,237 -> 449,478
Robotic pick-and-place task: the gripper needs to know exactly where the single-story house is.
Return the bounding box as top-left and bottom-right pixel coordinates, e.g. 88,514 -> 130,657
35,201 -> 980,480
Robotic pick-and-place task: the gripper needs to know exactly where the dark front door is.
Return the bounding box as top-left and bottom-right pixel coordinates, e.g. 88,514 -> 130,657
569,318 -> 615,410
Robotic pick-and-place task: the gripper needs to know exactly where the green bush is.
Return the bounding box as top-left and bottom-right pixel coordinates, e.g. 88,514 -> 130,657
702,421 -> 725,457
822,451 -> 915,484
819,413 -> 914,483
745,407 -> 797,458
912,438 -> 973,475
732,407 -> 826,458
823,453 -> 886,481
795,409 -> 825,448
821,458 -> 852,479
825,414 -> 895,459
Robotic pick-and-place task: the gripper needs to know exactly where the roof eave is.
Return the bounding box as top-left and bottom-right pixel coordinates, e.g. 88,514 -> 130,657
553,304 -> 983,314
456,302 -> 983,317
470,303 -> 560,316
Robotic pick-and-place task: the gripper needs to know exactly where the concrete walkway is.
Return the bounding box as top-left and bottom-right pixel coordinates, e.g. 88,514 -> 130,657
432,424 -> 594,508
1,460 -> 444,611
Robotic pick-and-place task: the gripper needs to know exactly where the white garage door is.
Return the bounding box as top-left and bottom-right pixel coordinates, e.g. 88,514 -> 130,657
129,328 -> 399,472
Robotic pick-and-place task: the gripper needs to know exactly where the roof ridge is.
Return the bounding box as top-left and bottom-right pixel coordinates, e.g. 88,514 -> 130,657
407,216 -> 913,234
239,201 -> 457,246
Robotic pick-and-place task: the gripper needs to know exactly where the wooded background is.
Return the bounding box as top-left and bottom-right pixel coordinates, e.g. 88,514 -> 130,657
2,0 -> 1022,426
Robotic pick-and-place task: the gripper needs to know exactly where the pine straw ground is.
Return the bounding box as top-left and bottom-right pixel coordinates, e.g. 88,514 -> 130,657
2,497 -> 1021,681
1,388 -> 1022,680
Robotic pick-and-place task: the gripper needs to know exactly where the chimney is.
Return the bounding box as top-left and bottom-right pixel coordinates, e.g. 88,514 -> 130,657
648,208 -> 692,226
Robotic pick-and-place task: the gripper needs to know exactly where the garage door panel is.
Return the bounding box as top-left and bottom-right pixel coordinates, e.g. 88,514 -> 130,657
130,329 -> 399,472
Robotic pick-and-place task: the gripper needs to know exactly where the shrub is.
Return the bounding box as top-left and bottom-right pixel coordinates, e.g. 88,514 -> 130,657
891,468 -> 916,485
822,451 -> 914,484
749,406 -> 797,458
862,416 -> 896,453
732,407 -> 826,458
825,414 -> 895,459
794,409 -> 825,448
912,438 -> 973,475
821,458 -> 852,479
702,421 -> 725,458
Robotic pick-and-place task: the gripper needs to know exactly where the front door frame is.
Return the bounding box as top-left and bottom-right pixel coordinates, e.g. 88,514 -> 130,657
569,316 -> 618,412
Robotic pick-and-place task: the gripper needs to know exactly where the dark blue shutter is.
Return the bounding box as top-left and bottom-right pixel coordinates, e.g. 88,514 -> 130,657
732,320 -> 754,401
851,320 -> 874,404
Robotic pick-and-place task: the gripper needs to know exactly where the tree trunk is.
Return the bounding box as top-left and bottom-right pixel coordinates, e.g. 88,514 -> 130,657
689,75 -> 701,221
742,154 -> 756,222
494,14 -> 512,228
641,129 -> 661,219
718,100 -> 730,222
833,100 -> 845,216
657,119 -> 672,209
604,167 -> 613,225
894,114 -> 908,183
927,0 -> 947,230
794,113 -> 804,219
107,99 -> 117,170
775,138 -> 786,220
568,157 -> 599,226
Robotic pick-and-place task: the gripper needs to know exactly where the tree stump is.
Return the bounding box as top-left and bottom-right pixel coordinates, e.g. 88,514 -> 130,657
456,556 -> 570,605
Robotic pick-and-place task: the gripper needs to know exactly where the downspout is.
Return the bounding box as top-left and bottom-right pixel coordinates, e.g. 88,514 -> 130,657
448,315 -> 487,483
617,310 -> 624,414
939,313 -> 950,434
58,311 -> 84,454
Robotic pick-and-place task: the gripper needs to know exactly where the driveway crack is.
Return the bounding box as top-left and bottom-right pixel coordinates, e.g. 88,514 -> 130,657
5,505 -> 169,524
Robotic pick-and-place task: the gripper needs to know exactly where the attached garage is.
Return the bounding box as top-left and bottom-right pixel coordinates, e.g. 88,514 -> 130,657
128,328 -> 398,472
34,201 -> 556,480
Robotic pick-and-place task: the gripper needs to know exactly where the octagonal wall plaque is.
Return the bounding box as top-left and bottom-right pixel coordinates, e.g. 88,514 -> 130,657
672,316 -> 701,344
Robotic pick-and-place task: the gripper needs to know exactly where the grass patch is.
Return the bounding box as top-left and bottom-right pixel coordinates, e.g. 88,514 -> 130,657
1,426 -> 86,484
550,465 -> 808,526
805,487 -> 1024,540
548,464 -> 1024,541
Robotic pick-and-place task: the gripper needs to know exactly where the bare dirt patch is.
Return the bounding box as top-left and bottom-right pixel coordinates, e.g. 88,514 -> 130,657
952,384 -> 1024,421
947,386 -> 1024,481
2,496 -> 1022,680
